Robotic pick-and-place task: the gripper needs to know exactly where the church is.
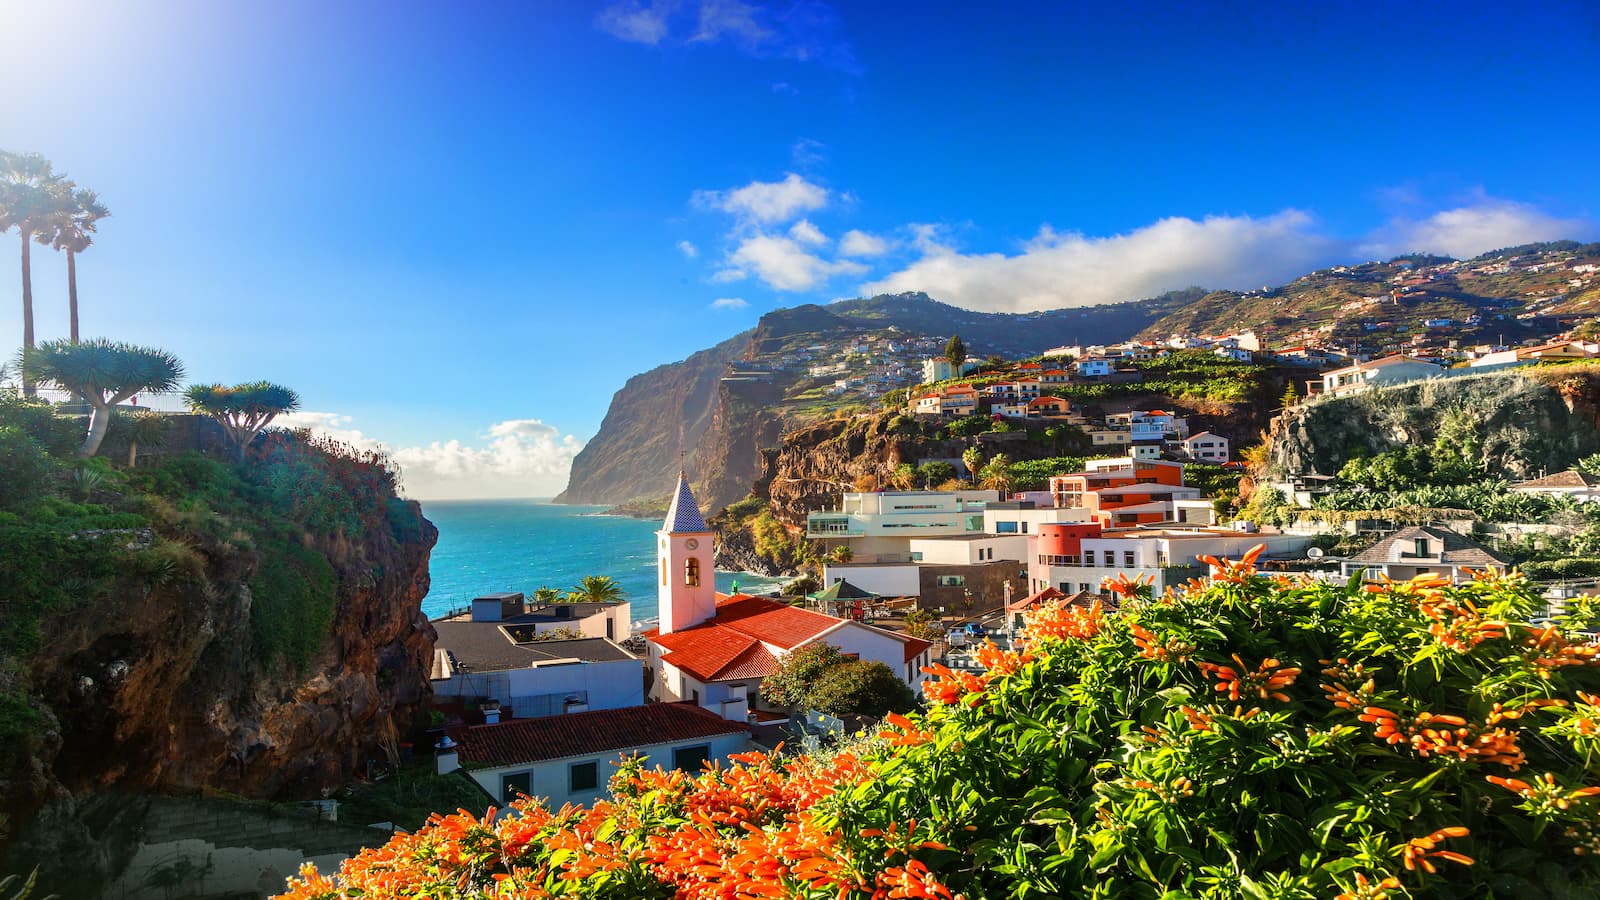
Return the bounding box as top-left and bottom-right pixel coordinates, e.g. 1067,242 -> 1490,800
643,473 -> 933,721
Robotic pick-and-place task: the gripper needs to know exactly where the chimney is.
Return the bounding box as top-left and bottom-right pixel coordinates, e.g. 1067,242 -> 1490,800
435,735 -> 460,775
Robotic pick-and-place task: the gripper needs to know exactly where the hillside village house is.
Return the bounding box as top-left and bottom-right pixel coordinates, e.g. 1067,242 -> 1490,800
922,356 -> 979,383
1339,526 -> 1506,584
1180,431 -> 1230,462
1313,355 -> 1443,396
1075,357 -> 1115,377
1511,470 -> 1600,502
646,475 -> 932,716
430,627 -> 642,720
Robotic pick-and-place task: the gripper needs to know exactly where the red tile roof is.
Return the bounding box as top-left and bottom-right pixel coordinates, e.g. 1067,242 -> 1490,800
651,594 -> 922,682
902,637 -> 933,663
456,703 -> 748,767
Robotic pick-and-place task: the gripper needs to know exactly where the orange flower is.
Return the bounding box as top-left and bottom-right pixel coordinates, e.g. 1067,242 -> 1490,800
920,663 -> 988,705
1025,597 -> 1104,642
1400,826 -> 1474,873
880,712 -> 935,748
1196,653 -> 1300,703
1336,872 -> 1402,900
976,640 -> 1034,675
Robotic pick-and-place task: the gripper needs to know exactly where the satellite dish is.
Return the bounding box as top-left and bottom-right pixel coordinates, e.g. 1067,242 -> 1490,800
1307,547 -> 1325,559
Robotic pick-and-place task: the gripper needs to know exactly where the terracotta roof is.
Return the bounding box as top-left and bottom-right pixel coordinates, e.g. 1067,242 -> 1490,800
715,644 -> 783,680
1183,431 -> 1218,442
456,703 -> 748,767
1513,470 -> 1600,490
1346,526 -> 1507,568
650,594 -> 922,682
902,637 -> 933,663
701,595 -> 844,649
664,473 -> 709,533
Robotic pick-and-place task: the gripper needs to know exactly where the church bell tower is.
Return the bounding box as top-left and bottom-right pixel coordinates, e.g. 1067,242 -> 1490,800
657,472 -> 716,635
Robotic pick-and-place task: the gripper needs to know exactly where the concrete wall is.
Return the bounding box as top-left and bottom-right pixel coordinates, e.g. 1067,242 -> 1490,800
916,561 -> 1027,614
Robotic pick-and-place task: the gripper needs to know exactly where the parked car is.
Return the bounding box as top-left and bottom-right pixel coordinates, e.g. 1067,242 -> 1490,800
961,622 -> 987,638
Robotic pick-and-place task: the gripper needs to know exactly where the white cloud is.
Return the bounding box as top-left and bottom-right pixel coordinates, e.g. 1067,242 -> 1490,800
595,0 -> 673,45
862,211 -> 1338,313
724,233 -> 866,291
788,219 -> 827,246
676,239 -> 699,258
692,173 -> 828,225
274,411 -> 584,500
838,228 -> 888,257
1359,197 -> 1594,259
709,297 -> 748,310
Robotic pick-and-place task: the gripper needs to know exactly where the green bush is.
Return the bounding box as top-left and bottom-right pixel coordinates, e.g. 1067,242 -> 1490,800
1520,558 -> 1600,580
807,660 -> 917,718
0,425 -> 53,511
249,532 -> 339,671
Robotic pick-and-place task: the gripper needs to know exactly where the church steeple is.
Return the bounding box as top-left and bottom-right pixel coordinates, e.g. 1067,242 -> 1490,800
657,471 -> 715,635
663,471 -> 708,534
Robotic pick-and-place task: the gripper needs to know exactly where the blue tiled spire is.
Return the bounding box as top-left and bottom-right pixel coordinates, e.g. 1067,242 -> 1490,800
663,471 -> 709,533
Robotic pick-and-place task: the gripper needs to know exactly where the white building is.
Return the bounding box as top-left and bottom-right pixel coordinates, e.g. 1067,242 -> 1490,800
1180,431 -> 1230,462
907,533 -> 1029,565
1318,355 -> 1443,396
647,475 -> 934,714
1076,357 -> 1114,377
806,489 -> 998,561
1029,527 -> 1310,597
1340,527 -> 1506,584
982,502 -> 1096,536
1510,470 -> 1600,502
449,702 -> 751,805
430,631 -> 642,719
922,357 -> 978,383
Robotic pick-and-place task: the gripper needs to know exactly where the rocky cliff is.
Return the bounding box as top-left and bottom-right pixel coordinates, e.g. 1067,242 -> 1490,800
0,428 -> 438,857
1265,367 -> 1600,479
558,291 -> 1196,513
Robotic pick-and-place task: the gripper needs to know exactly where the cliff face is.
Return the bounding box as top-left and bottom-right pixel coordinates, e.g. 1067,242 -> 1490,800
2,456 -> 438,845
1265,369 -> 1600,479
558,292 -> 1196,513
555,331 -> 751,507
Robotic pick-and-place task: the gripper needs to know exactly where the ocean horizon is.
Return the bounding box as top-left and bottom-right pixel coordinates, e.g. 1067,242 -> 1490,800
417,498 -> 787,629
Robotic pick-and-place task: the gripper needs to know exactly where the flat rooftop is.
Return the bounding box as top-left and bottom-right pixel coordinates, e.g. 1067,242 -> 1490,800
433,623 -> 637,676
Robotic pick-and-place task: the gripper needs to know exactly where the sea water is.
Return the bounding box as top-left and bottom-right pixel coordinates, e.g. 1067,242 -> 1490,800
419,499 -> 787,629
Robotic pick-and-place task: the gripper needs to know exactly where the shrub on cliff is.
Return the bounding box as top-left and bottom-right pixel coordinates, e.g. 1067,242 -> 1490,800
279,558 -> 1600,899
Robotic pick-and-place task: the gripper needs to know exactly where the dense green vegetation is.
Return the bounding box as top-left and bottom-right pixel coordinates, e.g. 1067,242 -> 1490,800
283,566 -> 1600,899
0,391 -> 410,683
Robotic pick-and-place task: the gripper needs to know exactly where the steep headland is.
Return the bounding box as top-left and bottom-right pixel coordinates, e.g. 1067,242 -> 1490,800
558,290 -> 1198,513
0,405 -> 437,862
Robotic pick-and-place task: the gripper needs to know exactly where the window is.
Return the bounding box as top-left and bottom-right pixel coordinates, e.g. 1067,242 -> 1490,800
1021,521 -> 1029,533
606,618 -> 614,639
1123,551 -> 1136,567
502,772 -> 532,802
685,557 -> 700,586
937,575 -> 965,587
1103,550 -> 1116,567
660,559 -> 667,586
995,521 -> 1019,534
691,689 -> 700,703
1414,538 -> 1429,557
569,762 -> 598,794
673,744 -> 712,772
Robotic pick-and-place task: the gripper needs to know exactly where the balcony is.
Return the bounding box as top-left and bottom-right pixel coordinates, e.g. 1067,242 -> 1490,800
806,520 -> 865,537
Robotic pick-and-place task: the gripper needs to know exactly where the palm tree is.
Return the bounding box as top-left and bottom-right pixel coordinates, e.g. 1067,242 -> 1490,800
184,381 -> 301,462
41,188 -> 110,343
568,575 -> 625,604
979,452 -> 1013,494
20,338 -> 185,458
962,446 -> 984,483
532,586 -> 563,606
0,151 -> 70,397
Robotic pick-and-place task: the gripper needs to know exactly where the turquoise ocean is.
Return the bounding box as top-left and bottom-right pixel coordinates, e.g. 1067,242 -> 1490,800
418,499 -> 787,630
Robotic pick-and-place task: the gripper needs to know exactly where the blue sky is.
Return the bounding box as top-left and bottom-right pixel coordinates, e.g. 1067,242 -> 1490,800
2,0 -> 1597,497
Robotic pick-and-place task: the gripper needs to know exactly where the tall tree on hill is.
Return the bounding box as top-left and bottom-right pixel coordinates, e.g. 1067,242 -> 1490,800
20,338 -> 185,457
944,334 -> 966,369
1280,381 -> 1298,411
42,187 -> 110,343
0,151 -> 70,397
980,453 -> 1013,494
184,381 -> 301,462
